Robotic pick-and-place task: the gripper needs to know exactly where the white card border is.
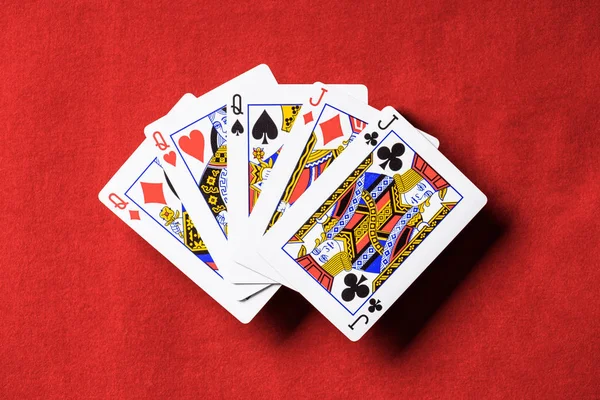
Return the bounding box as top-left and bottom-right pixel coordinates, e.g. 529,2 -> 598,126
259,106 -> 486,340
98,139 -> 279,323
144,65 -> 279,285
228,84 -> 370,286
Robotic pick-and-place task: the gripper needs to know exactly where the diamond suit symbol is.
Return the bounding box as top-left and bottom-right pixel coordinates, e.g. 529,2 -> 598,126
318,114 -> 344,146
129,210 -> 140,220
140,182 -> 166,204
303,111 -> 314,125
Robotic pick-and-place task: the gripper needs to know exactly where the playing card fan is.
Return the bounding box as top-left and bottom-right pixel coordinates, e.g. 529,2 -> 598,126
99,65 -> 486,340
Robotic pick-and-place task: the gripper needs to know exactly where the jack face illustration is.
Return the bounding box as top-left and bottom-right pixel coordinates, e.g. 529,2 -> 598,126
283,131 -> 461,314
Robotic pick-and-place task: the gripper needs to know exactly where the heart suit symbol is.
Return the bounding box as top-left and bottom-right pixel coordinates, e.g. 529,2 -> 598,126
179,130 -> 205,163
163,151 -> 177,166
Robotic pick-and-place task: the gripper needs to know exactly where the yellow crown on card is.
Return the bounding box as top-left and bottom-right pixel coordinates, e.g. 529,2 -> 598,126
249,147 -> 274,189
281,105 -> 301,133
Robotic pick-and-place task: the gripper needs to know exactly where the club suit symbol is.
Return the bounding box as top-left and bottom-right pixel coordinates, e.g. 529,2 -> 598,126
283,105 -> 301,132
347,299 -> 383,332
368,299 -> 382,313
252,110 -> 278,145
377,143 -> 405,171
341,273 -> 369,302
364,132 -> 378,146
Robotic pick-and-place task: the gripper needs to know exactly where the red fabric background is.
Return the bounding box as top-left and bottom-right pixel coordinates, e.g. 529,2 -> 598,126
1,1 -> 599,398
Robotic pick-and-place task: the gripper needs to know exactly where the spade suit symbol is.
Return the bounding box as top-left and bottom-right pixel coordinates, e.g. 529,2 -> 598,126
232,119 -> 244,136
252,110 -> 278,145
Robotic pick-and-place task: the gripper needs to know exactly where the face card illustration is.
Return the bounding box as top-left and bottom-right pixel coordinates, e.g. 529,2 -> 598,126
144,65 -> 279,285
259,107 -> 486,340
242,83 -> 439,284
227,84 -> 369,285
98,139 -> 279,323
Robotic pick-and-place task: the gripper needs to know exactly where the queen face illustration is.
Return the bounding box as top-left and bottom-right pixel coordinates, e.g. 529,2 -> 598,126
402,180 -> 435,206
209,109 -> 227,144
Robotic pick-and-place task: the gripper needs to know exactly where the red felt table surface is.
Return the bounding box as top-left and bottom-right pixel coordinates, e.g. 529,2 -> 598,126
1,0 -> 599,398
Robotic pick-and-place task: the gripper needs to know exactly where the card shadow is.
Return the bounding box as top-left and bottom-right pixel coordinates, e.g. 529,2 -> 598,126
258,207 -> 504,345
257,111 -> 503,344
395,108 -> 439,139
367,207 -> 506,353
257,284 -> 314,340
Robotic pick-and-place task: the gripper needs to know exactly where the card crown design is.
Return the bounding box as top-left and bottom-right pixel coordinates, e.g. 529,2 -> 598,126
281,105 -> 301,133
